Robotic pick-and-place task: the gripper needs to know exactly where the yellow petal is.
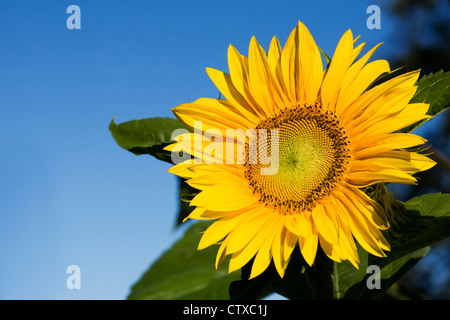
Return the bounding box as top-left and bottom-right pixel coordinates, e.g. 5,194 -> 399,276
298,225 -> 318,266
336,43 -> 383,113
329,197 -> 360,267
370,86 -> 417,119
248,36 -> 289,115
296,21 -> 324,105
282,229 -> 298,268
187,169 -> 249,190
185,207 -> 239,221
228,224 -> 268,274
359,108 -> 429,138
279,22 -> 324,105
337,59 -> 390,113
166,162 -> 196,179
271,217 -> 288,277
335,192 -> 389,257
345,186 -> 389,230
354,133 -> 427,158
250,216 -> 284,279
206,67 -> 262,122
285,211 -> 312,238
350,41 -> 365,63
342,70 -> 420,122
223,207 -> 273,254
319,235 -> 341,262
347,86 -> 418,138
268,36 -> 290,104
184,207 -> 207,221
312,203 -> 339,244
320,29 -> 354,109
215,235 -> 231,269
336,222 -> 360,268
280,25 -> 298,102
166,132 -> 223,164
347,168 -> 417,187
227,45 -> 262,116
190,184 -> 259,211
248,36 -> 275,116
198,214 -> 246,250
268,36 -> 282,77
173,98 -> 256,133
352,151 -> 436,174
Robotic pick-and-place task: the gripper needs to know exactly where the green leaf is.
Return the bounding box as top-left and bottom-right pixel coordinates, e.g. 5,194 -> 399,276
377,193 -> 450,267
109,117 -> 186,163
333,193 -> 450,299
404,192 -> 450,218
402,70 -> 450,133
127,221 -> 240,300
332,250 -> 367,300
336,244 -> 429,300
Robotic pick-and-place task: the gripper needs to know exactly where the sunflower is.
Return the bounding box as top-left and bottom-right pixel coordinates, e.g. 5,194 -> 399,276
165,21 -> 435,279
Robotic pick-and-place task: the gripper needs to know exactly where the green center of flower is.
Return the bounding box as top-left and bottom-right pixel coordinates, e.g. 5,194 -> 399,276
244,103 -> 351,213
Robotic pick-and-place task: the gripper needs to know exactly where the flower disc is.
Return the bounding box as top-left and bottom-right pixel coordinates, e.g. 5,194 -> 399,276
245,103 -> 351,212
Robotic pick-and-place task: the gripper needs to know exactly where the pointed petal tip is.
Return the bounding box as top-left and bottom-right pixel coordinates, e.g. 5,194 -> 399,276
227,43 -> 238,55
296,20 -> 306,28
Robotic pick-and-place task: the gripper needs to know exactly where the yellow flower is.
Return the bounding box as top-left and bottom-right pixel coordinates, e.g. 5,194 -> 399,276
165,21 -> 435,279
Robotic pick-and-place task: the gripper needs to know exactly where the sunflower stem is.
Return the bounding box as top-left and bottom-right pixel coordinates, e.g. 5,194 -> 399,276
306,247 -> 334,300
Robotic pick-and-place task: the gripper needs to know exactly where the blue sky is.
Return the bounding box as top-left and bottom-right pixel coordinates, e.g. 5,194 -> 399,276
0,0 -> 421,299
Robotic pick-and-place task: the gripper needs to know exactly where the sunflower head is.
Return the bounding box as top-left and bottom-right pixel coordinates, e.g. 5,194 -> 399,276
165,21 -> 435,279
